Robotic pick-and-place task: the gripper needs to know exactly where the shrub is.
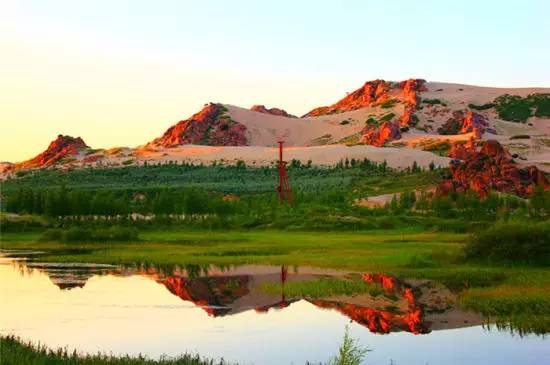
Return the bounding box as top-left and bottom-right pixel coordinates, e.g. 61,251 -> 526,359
380,99 -> 398,108
468,103 -> 495,111
365,117 -> 378,126
379,113 -> 395,122
422,98 -> 443,105
465,222 -> 550,265
494,94 -> 532,122
340,119 -> 351,125
510,135 -> 531,140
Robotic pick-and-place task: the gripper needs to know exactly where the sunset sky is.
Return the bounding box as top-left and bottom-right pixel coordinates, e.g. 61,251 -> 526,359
1,0 -> 549,162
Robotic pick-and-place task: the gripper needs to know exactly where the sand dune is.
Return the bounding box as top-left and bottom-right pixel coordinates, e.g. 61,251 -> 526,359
135,144 -> 450,170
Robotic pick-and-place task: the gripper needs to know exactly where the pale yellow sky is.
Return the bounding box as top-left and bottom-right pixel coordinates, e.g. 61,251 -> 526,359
2,1 -> 549,162
1,32 -> 342,162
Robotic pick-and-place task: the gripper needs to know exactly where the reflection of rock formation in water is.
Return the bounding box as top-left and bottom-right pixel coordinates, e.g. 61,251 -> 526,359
161,275 -> 250,316
309,273 -> 426,334
25,262 -> 117,290
4,252 -> 483,334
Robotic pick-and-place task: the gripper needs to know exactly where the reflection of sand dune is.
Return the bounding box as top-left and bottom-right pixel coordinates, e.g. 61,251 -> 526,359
6,254 -> 483,334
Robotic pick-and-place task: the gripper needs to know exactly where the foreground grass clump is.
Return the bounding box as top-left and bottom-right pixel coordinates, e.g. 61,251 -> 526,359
0,336 -> 230,365
465,222 -> 550,265
262,277 -> 383,298
327,326 -> 369,365
40,227 -> 139,243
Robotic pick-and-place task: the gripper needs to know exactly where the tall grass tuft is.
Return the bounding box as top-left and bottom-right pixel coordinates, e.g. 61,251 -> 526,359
328,326 -> 370,365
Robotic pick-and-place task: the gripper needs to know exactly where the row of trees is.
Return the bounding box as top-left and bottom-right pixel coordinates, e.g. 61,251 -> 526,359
3,187 -> 234,217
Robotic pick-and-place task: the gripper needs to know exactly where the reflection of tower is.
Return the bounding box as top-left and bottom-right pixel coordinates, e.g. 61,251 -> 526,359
277,141 -> 293,204
280,265 -> 288,307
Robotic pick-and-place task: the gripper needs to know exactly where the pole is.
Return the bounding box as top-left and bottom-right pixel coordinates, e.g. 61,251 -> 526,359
277,140 -> 292,205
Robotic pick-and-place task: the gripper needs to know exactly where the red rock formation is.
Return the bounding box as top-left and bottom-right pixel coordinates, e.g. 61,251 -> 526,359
17,135 -> 88,169
303,79 -> 427,122
438,140 -> 550,198
360,122 -> 402,146
438,111 -> 491,138
250,105 -> 297,118
447,139 -> 476,160
399,79 -> 426,127
151,103 -> 248,147
460,111 -> 490,138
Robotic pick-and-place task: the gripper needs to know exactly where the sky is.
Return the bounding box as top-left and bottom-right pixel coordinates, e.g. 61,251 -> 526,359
1,0 -> 549,162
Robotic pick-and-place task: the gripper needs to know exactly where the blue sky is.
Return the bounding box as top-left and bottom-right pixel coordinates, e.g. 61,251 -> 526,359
1,0 -> 549,161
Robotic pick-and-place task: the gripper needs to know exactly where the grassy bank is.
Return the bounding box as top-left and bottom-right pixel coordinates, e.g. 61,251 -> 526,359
0,336 -> 230,365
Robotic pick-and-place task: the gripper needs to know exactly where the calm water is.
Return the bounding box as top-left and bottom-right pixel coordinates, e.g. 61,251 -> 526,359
0,250 -> 548,365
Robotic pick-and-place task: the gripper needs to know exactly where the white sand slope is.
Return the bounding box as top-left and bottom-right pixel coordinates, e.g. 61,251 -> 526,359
224,104 -> 404,146
134,144 -> 450,170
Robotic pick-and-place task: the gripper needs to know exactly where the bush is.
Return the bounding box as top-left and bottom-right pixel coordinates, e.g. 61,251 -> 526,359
380,99 -> 397,108
468,103 -> 495,111
422,98 -> 444,105
40,227 -> 139,243
465,222 -> 550,265
379,113 -> 395,122
510,135 -> 531,140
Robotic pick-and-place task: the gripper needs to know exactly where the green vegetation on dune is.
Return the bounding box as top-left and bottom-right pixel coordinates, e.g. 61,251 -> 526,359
494,93 -> 550,122
468,102 -> 495,111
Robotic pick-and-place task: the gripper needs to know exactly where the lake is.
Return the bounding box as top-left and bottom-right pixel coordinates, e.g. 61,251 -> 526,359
0,250 -> 548,365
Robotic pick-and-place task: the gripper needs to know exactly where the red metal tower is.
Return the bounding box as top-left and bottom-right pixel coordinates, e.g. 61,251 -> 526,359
277,140 -> 293,204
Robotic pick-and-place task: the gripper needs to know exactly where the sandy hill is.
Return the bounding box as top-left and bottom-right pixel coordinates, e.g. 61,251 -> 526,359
4,79 -> 550,181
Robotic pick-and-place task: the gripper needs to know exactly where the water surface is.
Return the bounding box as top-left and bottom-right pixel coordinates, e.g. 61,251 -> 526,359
0,251 -> 548,365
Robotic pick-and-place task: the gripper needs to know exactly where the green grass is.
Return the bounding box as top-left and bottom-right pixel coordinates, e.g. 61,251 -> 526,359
262,277 -> 383,298
0,229 -> 464,271
0,336 -> 230,365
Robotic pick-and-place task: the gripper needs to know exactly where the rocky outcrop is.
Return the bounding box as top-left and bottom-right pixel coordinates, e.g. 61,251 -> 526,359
17,135 -> 88,169
460,111 -> 490,137
250,105 -> 297,118
438,111 -> 492,138
0,162 -> 14,173
447,139 -> 476,160
150,103 -> 248,147
360,122 -> 402,146
303,79 -> 427,124
438,140 -> 550,198
398,79 -> 426,127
